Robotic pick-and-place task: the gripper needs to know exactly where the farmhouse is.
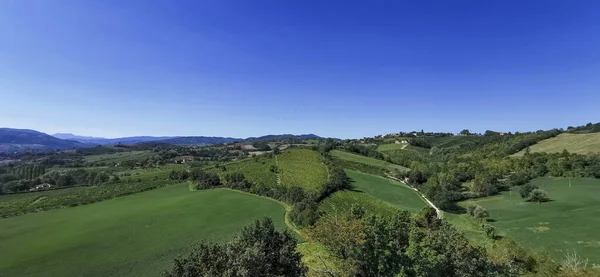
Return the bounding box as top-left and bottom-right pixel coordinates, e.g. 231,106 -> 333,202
31,183 -> 52,191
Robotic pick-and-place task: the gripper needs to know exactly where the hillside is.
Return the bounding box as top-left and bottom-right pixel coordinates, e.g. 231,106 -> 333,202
512,133 -> 600,156
0,128 -> 85,152
331,149 -> 409,172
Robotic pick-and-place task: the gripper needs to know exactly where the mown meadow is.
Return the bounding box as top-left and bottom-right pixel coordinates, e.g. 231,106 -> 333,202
0,183 -> 287,277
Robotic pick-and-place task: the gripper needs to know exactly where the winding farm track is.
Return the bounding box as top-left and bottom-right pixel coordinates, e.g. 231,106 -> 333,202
385,174 -> 442,219
274,155 -> 282,186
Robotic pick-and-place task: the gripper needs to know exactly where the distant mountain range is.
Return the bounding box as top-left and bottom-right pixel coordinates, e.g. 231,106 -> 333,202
0,128 -> 86,152
0,128 -> 325,153
52,133 -> 175,145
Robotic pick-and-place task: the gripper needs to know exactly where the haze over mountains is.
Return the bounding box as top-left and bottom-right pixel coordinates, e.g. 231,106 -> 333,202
0,128 -> 323,152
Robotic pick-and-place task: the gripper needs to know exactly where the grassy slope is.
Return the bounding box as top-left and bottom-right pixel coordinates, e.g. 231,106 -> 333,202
512,133 -> 600,156
319,190 -> 399,217
210,156 -> 278,187
346,169 -> 427,212
331,150 -> 409,172
460,177 -> 600,264
278,149 -> 329,193
0,184 -> 287,277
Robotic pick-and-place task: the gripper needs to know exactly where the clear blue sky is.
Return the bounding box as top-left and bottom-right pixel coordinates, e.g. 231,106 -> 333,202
1,0 -> 598,139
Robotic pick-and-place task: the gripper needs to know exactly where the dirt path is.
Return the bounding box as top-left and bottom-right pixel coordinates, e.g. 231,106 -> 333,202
386,174 -> 442,219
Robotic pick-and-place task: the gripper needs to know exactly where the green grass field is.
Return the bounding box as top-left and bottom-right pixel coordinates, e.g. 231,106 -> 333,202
512,133 -> 600,156
84,151 -> 156,163
346,169 -> 427,212
277,149 -> 329,193
319,190 -> 400,217
0,184 -> 287,277
210,156 -> 278,187
376,143 -> 407,151
331,150 -> 409,172
460,177 -> 600,264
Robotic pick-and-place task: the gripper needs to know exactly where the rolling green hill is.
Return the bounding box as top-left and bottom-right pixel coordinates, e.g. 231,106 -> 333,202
512,133 -> 600,156
346,169 -> 427,212
0,184 -> 287,277
459,177 -> 600,264
209,156 -> 278,187
331,150 -> 409,172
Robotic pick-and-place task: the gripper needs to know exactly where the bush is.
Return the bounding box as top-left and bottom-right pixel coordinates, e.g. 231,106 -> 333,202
466,204 -> 477,216
473,205 -> 489,222
520,184 -> 539,198
483,224 -> 496,239
527,188 -> 549,203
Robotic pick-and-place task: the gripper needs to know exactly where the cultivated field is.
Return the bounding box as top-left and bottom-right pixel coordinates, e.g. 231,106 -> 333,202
331,150 -> 409,172
346,169 -> 427,212
376,143 -> 407,151
277,149 -> 329,193
210,156 -> 278,187
512,133 -> 600,156
0,184 -> 287,277
460,177 -> 600,264
84,150 -> 156,163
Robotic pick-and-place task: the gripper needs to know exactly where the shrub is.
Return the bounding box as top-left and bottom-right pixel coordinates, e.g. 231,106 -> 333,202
483,224 -> 496,239
519,184 -> 538,198
527,188 -> 549,203
473,205 -> 489,222
466,204 -> 477,216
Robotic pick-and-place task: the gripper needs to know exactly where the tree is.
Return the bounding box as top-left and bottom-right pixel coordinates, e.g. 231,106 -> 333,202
164,218 -> 307,277
309,211 -> 365,259
528,188 -> 549,203
473,206 -> 489,222
519,184 -> 538,198
460,129 -> 471,135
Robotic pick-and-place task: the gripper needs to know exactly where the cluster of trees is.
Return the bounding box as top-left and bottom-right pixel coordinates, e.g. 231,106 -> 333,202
567,122 -> 600,133
251,141 -> 271,151
519,184 -> 550,203
309,207 -> 515,276
386,129 -> 598,210
342,143 -> 385,160
163,218 -> 306,277
1,168 -> 119,193
408,138 -> 432,148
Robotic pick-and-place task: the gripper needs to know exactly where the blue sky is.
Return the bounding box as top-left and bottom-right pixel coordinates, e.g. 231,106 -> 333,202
1,0 -> 599,139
